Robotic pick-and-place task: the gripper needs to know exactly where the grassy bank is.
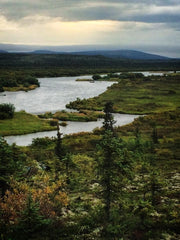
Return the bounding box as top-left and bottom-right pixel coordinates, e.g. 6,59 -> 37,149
0,111 -> 57,136
66,73 -> 180,114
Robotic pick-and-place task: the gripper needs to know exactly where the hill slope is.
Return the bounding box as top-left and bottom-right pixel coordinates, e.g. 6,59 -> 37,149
72,50 -> 169,60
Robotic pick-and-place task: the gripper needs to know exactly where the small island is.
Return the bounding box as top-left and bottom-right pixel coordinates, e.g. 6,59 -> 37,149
38,109 -> 104,122
75,72 -> 145,82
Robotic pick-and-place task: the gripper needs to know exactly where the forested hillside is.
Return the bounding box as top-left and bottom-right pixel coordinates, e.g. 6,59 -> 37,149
0,53 -> 180,72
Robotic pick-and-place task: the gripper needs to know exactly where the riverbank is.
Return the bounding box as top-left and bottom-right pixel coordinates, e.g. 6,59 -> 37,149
0,111 -> 57,136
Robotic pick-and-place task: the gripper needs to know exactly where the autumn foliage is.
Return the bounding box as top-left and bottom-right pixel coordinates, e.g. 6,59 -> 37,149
0,176 -> 68,233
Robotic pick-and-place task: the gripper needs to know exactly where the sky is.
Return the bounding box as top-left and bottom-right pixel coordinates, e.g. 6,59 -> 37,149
0,0 -> 180,57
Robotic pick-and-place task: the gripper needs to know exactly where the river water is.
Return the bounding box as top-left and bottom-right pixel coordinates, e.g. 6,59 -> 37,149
0,75 -> 113,114
1,72 -> 161,146
4,113 -> 138,146
0,72 -> 172,113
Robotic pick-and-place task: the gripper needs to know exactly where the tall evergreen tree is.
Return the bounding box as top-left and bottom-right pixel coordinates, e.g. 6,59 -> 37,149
54,123 -> 65,179
103,101 -> 116,133
97,102 -> 134,238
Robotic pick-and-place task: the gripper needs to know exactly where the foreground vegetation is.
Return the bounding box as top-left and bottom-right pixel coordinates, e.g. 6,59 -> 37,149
0,111 -> 57,136
67,73 -> 180,114
0,105 -> 179,239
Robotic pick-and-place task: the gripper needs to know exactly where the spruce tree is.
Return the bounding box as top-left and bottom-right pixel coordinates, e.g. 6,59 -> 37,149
97,102 -> 133,238
97,102 -> 119,237
54,123 -> 65,179
103,101 -> 116,133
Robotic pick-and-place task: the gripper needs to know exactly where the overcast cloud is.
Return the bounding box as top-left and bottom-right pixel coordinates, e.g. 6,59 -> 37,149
0,0 -> 179,56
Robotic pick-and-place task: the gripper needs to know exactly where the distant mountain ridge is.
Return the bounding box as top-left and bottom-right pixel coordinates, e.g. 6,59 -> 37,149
0,43 -> 179,58
0,50 -> 8,53
31,50 -> 62,54
72,50 -> 169,60
28,49 -> 170,60
0,46 -> 170,60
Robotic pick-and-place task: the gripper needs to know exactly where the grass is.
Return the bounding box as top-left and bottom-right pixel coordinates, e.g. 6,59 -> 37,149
66,74 -> 180,114
0,111 -> 57,136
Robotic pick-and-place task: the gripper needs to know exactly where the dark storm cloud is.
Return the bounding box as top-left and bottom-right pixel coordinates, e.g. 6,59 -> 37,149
0,0 -> 180,31
132,14 -> 180,23
59,5 -> 180,24
0,0 -> 179,19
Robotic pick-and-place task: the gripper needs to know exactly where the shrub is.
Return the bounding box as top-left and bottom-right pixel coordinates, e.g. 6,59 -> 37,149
60,121 -> 68,126
24,76 -> 40,87
49,119 -> 58,126
0,83 -> 4,92
92,74 -> 102,80
0,103 -> 15,119
31,137 -> 54,148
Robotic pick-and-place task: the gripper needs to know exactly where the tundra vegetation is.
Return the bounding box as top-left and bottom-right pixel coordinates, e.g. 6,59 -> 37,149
0,65 -> 179,239
0,108 -> 179,239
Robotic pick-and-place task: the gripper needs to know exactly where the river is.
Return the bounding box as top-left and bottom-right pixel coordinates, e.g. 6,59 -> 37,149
0,75 -> 113,114
1,72 -> 160,146
4,113 -> 138,146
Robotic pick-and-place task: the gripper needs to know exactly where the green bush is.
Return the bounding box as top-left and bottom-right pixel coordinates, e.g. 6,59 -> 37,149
0,103 -> 15,119
92,74 -> 102,80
